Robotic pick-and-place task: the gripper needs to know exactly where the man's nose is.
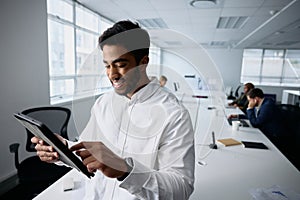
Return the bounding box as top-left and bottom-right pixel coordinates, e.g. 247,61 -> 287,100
108,66 -> 118,79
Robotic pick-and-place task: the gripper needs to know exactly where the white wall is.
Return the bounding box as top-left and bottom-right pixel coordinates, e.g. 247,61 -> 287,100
0,0 -> 49,181
206,48 -> 243,89
160,47 -> 240,96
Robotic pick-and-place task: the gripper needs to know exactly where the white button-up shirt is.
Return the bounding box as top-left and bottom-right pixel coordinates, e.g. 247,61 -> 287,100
73,78 -> 195,200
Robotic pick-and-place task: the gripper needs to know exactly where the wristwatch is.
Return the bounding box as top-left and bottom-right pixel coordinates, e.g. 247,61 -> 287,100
117,157 -> 133,181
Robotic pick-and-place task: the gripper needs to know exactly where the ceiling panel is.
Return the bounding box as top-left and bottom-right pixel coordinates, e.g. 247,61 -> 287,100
150,0 -> 188,10
112,0 -> 154,11
78,0 -> 300,49
221,7 -> 258,16
223,0 -> 264,8
130,10 -> 160,19
262,0 -> 293,7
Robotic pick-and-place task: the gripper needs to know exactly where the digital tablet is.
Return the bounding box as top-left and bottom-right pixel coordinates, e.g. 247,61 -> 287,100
241,141 -> 268,150
13,113 -> 94,179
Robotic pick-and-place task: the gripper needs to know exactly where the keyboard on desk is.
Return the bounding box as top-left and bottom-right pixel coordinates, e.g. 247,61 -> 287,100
227,118 -> 250,127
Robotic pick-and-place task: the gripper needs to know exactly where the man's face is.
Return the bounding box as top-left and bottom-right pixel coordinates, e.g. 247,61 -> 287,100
159,79 -> 166,87
243,85 -> 249,93
103,45 -> 141,97
247,96 -> 259,107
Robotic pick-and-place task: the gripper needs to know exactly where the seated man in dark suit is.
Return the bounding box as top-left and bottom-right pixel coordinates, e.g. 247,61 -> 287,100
246,88 -> 287,149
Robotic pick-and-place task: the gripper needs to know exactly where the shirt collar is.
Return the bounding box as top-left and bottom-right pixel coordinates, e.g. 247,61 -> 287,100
130,77 -> 160,103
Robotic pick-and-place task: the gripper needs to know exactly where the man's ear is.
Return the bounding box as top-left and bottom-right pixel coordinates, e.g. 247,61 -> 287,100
138,56 -> 149,73
140,56 -> 149,65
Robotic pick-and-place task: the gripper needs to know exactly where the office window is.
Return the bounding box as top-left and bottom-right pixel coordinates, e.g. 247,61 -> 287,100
283,50 -> 300,84
47,0 -> 161,104
241,49 -> 300,87
47,0 -> 114,104
147,45 -> 161,77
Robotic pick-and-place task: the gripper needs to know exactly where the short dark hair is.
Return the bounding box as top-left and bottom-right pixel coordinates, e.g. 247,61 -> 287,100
247,88 -> 264,98
244,82 -> 254,90
160,75 -> 167,81
98,20 -> 150,63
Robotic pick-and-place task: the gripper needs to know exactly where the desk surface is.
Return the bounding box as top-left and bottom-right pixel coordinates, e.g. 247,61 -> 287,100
34,96 -> 300,200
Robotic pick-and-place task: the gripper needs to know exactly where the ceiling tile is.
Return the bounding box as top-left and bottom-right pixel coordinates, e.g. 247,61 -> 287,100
221,7 -> 258,16
223,0 -> 264,8
262,0 -> 293,7
131,10 -> 160,19
112,0 -> 154,11
150,0 -> 188,10
188,9 -> 222,17
78,0 -> 300,49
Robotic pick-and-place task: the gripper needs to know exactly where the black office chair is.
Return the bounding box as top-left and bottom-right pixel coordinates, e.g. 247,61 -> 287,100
276,104 -> 300,171
234,84 -> 242,98
9,107 -> 72,191
264,93 -> 277,102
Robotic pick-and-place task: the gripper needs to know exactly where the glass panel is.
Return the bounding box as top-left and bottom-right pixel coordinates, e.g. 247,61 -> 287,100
243,49 -> 263,57
48,19 -> 75,76
241,49 -> 262,77
76,30 -> 98,73
147,46 -> 161,77
76,4 -> 100,32
261,49 -> 284,78
283,50 -> 300,84
261,77 -> 281,85
241,57 -> 261,76
75,75 -> 112,96
100,18 -> 112,33
47,0 -> 73,22
50,78 -> 74,99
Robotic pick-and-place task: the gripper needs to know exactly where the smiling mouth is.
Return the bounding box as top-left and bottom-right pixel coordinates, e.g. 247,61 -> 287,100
112,79 -> 125,89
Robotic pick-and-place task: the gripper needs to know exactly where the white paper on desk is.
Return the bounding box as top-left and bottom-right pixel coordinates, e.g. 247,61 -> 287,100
249,185 -> 300,200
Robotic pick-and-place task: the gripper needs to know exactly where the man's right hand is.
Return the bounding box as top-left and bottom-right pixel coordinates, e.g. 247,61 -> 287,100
31,134 -> 66,163
228,114 -> 238,119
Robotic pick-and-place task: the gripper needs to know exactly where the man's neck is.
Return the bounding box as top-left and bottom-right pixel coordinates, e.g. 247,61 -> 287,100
126,77 -> 151,99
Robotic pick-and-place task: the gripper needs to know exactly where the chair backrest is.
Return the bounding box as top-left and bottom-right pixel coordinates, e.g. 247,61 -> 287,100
234,85 -> 242,98
21,106 -> 71,152
276,104 -> 300,138
264,93 -> 277,102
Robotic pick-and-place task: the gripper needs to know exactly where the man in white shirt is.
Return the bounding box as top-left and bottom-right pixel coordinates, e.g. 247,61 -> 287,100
32,20 -> 195,200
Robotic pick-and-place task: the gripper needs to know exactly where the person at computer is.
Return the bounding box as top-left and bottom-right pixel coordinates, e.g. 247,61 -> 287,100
229,88 -> 286,149
245,88 -> 286,146
228,82 -> 254,113
31,20 -> 195,200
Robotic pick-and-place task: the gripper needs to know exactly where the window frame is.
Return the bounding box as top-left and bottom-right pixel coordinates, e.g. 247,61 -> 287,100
47,0 -> 114,104
47,0 -> 161,105
241,48 -> 300,87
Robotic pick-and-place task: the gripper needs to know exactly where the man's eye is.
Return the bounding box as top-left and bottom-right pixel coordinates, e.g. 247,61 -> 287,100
105,65 -> 110,69
116,63 -> 126,68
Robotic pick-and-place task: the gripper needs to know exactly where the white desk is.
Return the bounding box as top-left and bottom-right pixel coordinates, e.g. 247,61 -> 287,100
190,105 -> 300,199
34,98 -> 300,200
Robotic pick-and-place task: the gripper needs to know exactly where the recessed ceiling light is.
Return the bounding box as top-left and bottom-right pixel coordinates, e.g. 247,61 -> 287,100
190,0 -> 217,8
274,31 -> 284,35
269,10 -> 278,16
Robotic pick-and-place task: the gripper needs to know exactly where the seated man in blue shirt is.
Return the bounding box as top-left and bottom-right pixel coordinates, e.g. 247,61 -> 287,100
229,88 -> 287,150
246,88 -> 287,149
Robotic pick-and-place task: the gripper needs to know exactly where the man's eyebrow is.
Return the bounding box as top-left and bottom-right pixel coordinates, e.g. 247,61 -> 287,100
103,58 -> 129,64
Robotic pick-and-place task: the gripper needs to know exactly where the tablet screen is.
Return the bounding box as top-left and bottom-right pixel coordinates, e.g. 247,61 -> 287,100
14,113 -> 94,179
